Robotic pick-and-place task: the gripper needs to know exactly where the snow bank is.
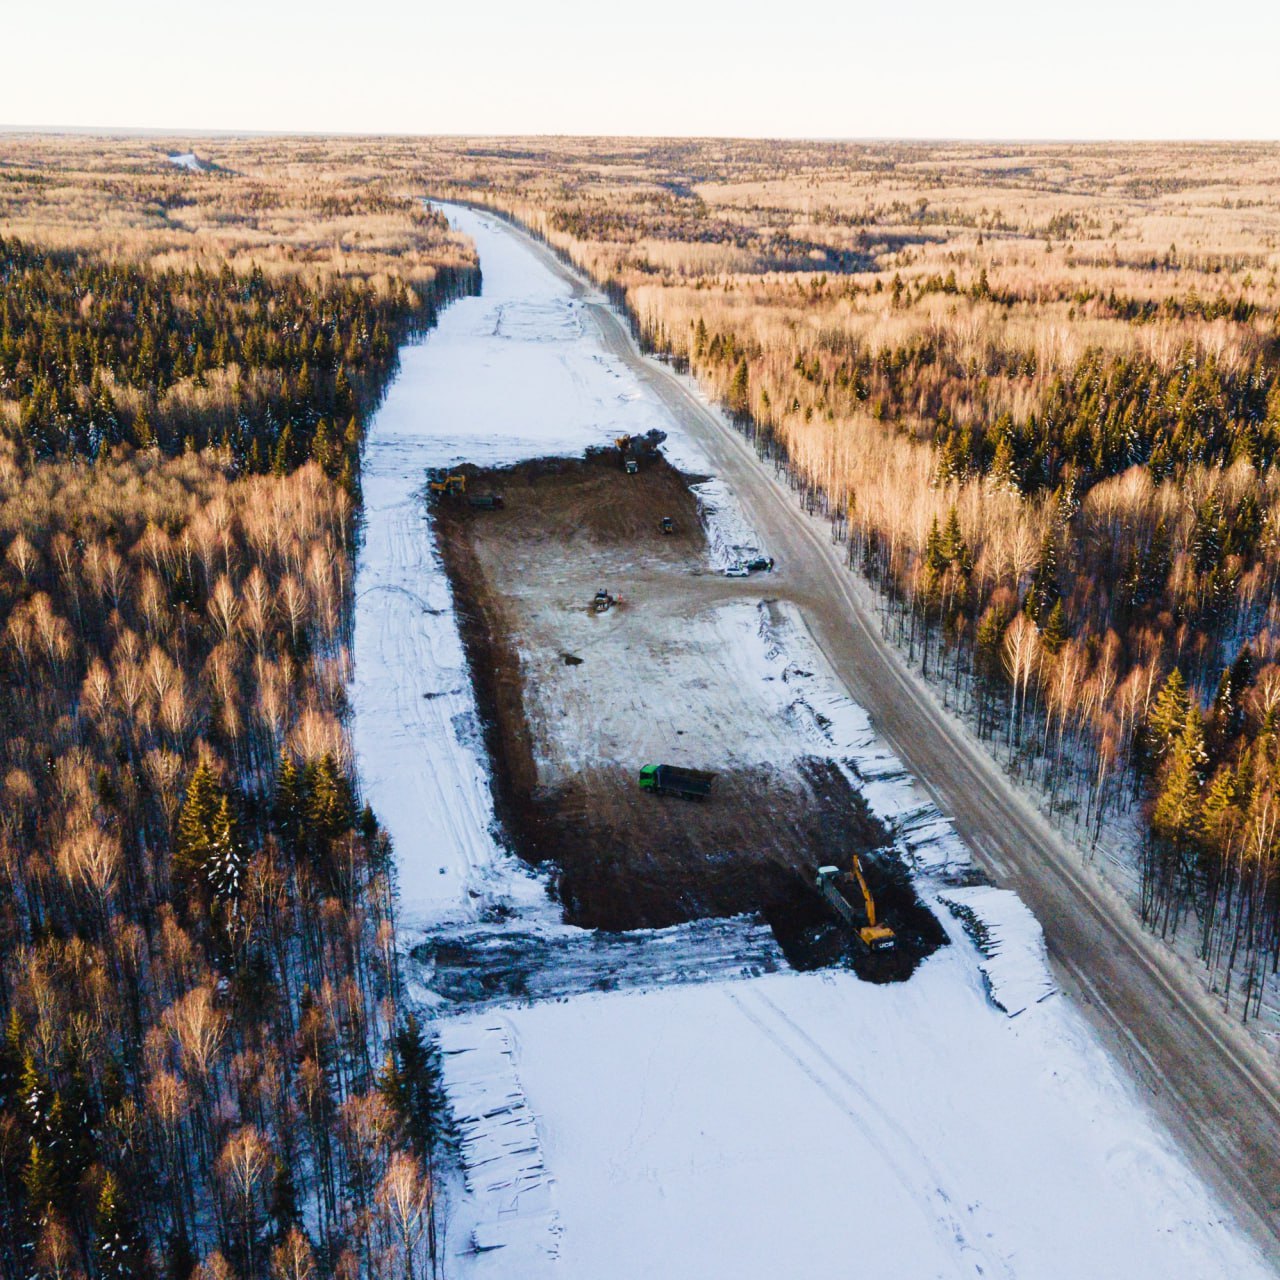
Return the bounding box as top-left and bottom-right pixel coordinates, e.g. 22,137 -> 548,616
349,457 -> 551,932
690,477 -> 764,569
438,1018 -> 560,1260
940,885 -> 1058,1016
752,602 -> 975,876
167,151 -> 203,171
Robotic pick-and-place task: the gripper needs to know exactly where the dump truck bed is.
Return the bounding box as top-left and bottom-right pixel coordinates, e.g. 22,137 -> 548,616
658,765 -> 716,790
817,870 -> 864,927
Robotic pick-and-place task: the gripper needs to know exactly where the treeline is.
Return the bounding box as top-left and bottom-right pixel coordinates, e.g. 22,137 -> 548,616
0,156 -> 476,1278
692,311 -> 1280,492
692,309 -> 1280,1024
0,457 -> 443,1277
700,311 -> 1280,1028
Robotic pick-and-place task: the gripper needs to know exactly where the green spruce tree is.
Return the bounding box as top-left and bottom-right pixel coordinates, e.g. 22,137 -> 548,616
94,1172 -> 145,1279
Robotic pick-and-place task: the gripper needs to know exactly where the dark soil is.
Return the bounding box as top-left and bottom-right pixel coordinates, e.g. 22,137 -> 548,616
433,449 -> 945,982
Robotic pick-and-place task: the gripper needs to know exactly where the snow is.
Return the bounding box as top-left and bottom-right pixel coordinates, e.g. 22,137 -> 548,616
940,885 -> 1058,1016
755,601 -> 980,877
167,151 -> 203,171
439,1019 -> 561,1258
349,204 -> 1275,1280
691,477 -> 765,570
351,206 -> 693,934
441,960 -> 1266,1280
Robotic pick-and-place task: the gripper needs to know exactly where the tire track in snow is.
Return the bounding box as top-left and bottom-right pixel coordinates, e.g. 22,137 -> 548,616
727,985 -> 1015,1280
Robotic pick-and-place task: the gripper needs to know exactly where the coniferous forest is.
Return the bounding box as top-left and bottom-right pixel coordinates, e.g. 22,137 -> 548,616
0,140 -> 476,1278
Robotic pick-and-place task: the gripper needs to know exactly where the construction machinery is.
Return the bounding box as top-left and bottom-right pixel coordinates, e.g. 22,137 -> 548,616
817,857 -> 896,952
468,493 -> 505,510
638,763 -> 716,801
613,434 -> 640,473
660,516 -> 675,535
593,589 -> 615,614
428,469 -> 467,497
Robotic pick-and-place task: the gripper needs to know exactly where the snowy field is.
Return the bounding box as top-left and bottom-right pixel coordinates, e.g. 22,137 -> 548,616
350,205 -> 1274,1279
442,960 -> 1250,1280
350,207 -> 684,933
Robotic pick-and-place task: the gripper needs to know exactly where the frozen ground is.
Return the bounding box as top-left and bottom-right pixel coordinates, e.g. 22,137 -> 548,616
442,956 -> 1263,1280
350,205 -> 1275,1279
413,915 -> 782,1010
350,208 -> 686,933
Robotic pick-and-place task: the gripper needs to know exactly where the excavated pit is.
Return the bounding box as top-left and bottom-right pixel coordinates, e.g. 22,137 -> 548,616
432,448 -> 944,980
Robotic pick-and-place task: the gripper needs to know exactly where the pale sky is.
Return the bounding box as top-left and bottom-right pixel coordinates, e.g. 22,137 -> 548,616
4,0 -> 1279,139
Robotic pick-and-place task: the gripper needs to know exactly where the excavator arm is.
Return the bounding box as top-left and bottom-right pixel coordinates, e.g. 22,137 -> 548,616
850,855 -> 896,951
850,855 -> 878,927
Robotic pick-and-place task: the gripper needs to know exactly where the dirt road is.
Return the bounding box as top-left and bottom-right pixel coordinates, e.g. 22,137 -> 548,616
484,212 -> 1280,1262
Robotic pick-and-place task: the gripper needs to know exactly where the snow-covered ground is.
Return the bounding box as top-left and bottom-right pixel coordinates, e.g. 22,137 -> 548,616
350,205 -> 1275,1279
350,207 -> 680,933
443,960 -> 1254,1280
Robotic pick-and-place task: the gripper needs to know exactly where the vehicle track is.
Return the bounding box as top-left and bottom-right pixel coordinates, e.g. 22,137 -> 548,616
480,209 -> 1280,1265
727,984 -> 1014,1279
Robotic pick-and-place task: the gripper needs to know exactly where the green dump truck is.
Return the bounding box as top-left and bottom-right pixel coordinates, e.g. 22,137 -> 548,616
638,763 -> 716,800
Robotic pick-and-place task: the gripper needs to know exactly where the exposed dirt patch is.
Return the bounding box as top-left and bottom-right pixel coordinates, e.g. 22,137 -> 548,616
434,449 -> 943,979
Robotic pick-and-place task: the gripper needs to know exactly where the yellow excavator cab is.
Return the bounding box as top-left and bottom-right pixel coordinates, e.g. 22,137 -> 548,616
859,921 -> 897,951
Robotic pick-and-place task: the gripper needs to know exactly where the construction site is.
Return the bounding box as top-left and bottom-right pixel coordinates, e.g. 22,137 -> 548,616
430,441 -> 944,977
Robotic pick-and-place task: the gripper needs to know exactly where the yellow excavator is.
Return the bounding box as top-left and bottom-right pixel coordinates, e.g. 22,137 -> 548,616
817,856 -> 896,952
428,470 -> 467,497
